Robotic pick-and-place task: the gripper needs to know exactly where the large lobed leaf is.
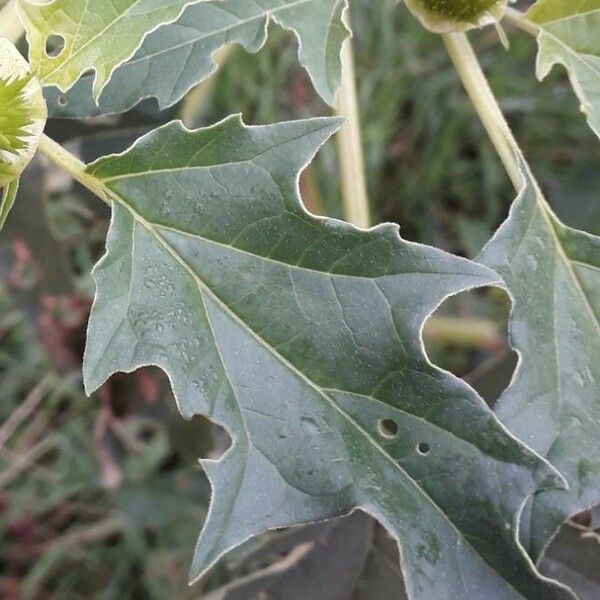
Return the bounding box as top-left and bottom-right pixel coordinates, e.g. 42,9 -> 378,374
527,0 -> 600,139
44,0 -> 349,118
82,115 -> 574,599
479,165 -> 600,562
17,0 -> 201,99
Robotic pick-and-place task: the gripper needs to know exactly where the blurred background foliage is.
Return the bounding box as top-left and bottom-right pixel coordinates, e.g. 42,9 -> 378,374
1,0 -> 599,598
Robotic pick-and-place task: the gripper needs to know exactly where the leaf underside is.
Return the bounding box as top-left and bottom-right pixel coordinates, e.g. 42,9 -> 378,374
44,0 -> 349,118
18,0 -> 200,98
479,166 -> 600,562
83,116 -> 573,599
527,0 -> 600,139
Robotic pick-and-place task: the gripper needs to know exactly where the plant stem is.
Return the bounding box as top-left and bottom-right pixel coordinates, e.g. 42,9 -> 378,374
441,32 -> 523,192
37,134 -> 110,205
423,316 -> 500,348
0,0 -> 25,44
503,7 -> 540,37
336,9 -> 370,229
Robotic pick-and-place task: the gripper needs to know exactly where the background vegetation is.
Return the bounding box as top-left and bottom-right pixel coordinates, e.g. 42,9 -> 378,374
1,1 -> 599,597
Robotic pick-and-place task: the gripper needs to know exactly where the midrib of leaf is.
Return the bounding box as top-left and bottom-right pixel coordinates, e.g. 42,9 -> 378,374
322,388 -> 500,453
90,173 -> 526,590
39,0 -> 192,84
540,199 -> 600,333
543,199 -> 599,466
122,0 -> 321,68
508,169 -> 600,336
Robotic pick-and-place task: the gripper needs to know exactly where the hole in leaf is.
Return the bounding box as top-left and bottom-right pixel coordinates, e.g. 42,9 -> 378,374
423,287 -> 517,406
45,35 -> 65,58
378,418 -> 399,439
417,442 -> 431,456
107,367 -> 232,462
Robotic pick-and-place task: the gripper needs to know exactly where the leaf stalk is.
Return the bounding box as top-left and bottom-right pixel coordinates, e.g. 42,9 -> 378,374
441,32 -> 523,192
424,316 -> 500,348
37,134 -> 110,205
503,7 -> 540,37
336,9 -> 370,229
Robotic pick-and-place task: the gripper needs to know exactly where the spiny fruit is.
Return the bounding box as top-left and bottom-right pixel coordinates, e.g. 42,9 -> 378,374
0,74 -> 35,170
0,38 -> 47,188
405,0 -> 508,32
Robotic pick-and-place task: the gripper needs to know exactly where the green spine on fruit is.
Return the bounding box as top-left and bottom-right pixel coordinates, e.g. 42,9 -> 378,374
0,73 -> 35,179
405,0 -> 508,33
0,38 -> 47,188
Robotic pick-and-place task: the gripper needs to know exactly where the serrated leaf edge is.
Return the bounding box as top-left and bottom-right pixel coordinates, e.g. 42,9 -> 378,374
528,7 -> 600,138
478,159 -> 600,567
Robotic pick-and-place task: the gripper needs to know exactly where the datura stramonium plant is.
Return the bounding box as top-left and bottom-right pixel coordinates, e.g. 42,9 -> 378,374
404,0 -> 508,32
0,37 -> 47,188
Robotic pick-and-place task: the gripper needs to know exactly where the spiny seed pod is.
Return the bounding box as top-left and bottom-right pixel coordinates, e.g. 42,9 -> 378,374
0,37 -> 47,188
404,0 -> 508,33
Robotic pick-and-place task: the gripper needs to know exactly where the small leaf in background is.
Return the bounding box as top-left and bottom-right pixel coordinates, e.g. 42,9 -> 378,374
44,0 -> 350,118
527,0 -> 600,139
17,0 -> 200,98
82,116 -> 572,599
478,166 -> 600,562
404,0 -> 508,33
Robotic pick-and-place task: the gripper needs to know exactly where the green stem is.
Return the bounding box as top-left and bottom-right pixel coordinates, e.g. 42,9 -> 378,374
503,7 -> 540,37
441,32 -> 523,192
37,134 -> 110,205
336,8 -> 370,229
424,316 -> 500,348
0,0 -> 25,44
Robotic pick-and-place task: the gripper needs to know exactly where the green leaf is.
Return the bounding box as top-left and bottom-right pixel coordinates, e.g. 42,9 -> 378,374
478,165 -> 600,561
527,0 -> 600,139
44,0 -> 349,117
83,116 -> 573,599
17,0 -> 201,99
404,0 -> 508,33
0,37 -> 46,225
